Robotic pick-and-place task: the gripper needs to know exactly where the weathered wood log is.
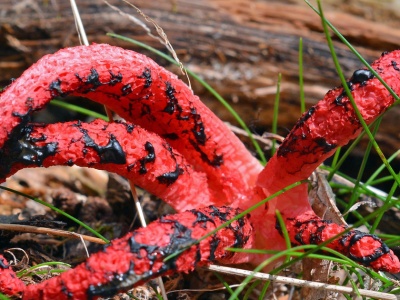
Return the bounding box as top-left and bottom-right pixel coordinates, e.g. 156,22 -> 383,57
1,0 -> 399,157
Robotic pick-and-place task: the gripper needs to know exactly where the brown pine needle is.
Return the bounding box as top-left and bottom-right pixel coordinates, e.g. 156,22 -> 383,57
0,224 -> 107,244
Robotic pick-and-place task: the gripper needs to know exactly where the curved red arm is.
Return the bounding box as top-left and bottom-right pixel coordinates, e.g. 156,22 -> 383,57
285,211 -> 398,273
0,44 -> 262,206
0,119 -> 215,211
0,206 -> 253,299
255,50 -> 400,272
258,51 -> 400,193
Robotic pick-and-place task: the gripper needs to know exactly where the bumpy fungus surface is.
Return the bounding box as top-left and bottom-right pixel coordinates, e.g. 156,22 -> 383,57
0,44 -> 262,206
0,119 -> 214,212
1,207 -> 253,300
258,51 -> 400,192
0,44 -> 399,299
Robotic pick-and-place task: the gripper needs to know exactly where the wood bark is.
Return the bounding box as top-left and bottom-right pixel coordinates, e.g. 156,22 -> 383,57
1,0 -> 399,158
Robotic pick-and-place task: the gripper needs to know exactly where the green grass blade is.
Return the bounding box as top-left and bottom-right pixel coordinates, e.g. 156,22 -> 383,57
275,209 -> 291,263
214,272 -> 239,300
365,149 -> 400,186
316,0 -> 400,188
228,245 -> 368,273
327,129 -> 366,181
304,0 -> 400,105
370,177 -> 399,233
148,284 -> 163,300
345,117 -> 382,213
350,266 -> 365,289
243,280 -> 261,300
51,99 -> 109,121
298,37 -> 306,113
0,293 -> 9,300
368,175 -> 398,187
330,146 -> 342,171
258,282 -> 270,300
126,292 -> 141,300
342,265 -> 362,298
271,73 -> 282,155
227,243 -> 378,300
16,261 -> 71,277
0,185 -> 109,243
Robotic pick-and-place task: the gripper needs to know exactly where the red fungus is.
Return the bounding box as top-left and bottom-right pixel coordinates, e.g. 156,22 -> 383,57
253,50 -> 400,272
258,51 -> 400,192
0,44 -> 262,206
0,119 -> 216,211
0,206 -> 253,299
0,44 -> 399,299
284,210 -> 399,273
0,257 -> 24,297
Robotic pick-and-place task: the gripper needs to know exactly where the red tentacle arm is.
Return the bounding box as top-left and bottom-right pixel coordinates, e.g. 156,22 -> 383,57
253,51 -> 400,272
284,211 -> 398,273
0,44 -> 262,205
0,206 -> 253,300
258,51 -> 400,193
0,119 -> 215,211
